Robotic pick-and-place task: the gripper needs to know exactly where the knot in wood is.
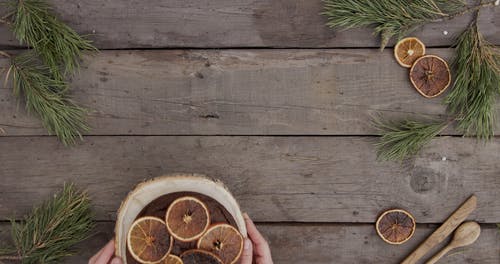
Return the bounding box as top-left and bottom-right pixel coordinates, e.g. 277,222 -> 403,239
410,167 -> 438,193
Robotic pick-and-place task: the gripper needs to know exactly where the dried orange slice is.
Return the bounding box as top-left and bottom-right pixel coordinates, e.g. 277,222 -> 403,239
197,224 -> 244,264
127,216 -> 173,263
165,196 -> 210,242
163,254 -> 183,264
180,249 -> 223,264
394,37 -> 426,68
376,209 -> 416,245
410,55 -> 451,98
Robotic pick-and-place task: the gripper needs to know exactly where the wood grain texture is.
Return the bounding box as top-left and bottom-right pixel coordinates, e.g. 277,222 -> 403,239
0,1 -> 498,48
1,223 -> 498,264
2,49 -> 498,136
0,136 -> 499,223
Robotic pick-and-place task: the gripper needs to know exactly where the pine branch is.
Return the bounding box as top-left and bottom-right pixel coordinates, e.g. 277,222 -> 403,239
0,184 -> 94,264
445,18 -> 500,139
369,3 -> 499,162
374,118 -> 449,161
9,51 -> 89,145
7,0 -> 97,79
322,0 -> 497,49
0,17 -> 11,25
438,0 -> 499,21
0,248 -> 17,257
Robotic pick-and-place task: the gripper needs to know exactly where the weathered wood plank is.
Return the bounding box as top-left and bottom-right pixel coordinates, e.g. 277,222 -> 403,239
0,1 -> 498,48
0,136 -> 499,223
2,49 -> 498,136
262,224 -> 500,264
1,223 -> 498,263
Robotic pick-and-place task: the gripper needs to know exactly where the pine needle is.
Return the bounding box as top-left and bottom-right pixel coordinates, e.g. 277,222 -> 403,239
1,184 -> 94,264
322,0 -> 490,49
8,0 -> 97,79
9,51 -> 89,145
445,20 -> 500,139
374,118 -> 448,161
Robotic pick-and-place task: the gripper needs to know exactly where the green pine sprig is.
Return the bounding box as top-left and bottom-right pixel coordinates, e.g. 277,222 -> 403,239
374,118 -> 449,161
445,21 -> 500,139
0,0 -> 97,145
373,8 -> 499,162
8,51 -> 89,145
322,0 -> 496,49
7,0 -> 97,80
0,184 -> 94,264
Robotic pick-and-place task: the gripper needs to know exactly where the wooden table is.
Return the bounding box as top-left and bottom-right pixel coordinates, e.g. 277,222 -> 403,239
0,1 -> 499,263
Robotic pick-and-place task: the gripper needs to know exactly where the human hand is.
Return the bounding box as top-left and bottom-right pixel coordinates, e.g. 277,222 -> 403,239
240,213 -> 274,264
89,240 -> 122,264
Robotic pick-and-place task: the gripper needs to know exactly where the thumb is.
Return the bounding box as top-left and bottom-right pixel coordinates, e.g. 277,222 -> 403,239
239,238 -> 253,264
110,257 -> 123,264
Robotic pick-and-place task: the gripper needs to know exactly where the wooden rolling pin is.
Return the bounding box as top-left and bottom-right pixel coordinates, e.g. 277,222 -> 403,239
401,195 -> 477,264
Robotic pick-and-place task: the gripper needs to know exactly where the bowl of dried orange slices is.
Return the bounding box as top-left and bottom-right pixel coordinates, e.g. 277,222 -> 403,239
115,174 -> 247,264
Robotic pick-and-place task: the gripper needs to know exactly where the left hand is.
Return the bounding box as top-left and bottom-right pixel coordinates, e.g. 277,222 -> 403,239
89,240 -> 123,264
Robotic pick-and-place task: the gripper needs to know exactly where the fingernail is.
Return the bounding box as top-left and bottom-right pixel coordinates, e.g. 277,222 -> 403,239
244,238 -> 251,250
243,213 -> 249,220
111,257 -> 122,264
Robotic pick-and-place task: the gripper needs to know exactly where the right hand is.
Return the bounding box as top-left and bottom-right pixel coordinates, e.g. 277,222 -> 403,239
240,213 -> 274,264
89,240 -> 122,264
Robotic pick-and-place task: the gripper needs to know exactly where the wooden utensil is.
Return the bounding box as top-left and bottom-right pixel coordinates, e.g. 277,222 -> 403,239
401,195 -> 477,264
425,221 -> 481,264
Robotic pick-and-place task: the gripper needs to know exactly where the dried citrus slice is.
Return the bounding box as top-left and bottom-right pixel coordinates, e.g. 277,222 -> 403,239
197,223 -> 244,264
163,254 -> 183,264
394,37 -> 426,68
180,249 -> 223,264
376,209 -> 416,245
127,216 -> 173,263
410,55 -> 451,98
165,196 -> 210,242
